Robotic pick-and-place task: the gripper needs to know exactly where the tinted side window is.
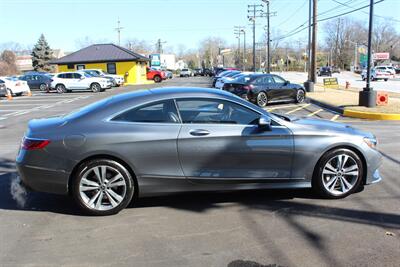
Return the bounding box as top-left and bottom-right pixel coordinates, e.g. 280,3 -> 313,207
73,73 -> 82,79
65,73 -> 74,79
112,100 -> 179,123
176,99 -> 259,125
272,75 -> 286,83
58,74 -> 66,78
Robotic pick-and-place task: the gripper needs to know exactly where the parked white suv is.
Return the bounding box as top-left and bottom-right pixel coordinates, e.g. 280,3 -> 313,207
83,69 -> 125,86
51,72 -> 112,93
180,68 -> 193,77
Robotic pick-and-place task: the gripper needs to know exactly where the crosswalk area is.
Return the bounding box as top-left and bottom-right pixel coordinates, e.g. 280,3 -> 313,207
0,92 -> 93,121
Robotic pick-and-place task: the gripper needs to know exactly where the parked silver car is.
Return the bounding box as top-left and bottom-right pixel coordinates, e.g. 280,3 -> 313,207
17,88 -> 382,215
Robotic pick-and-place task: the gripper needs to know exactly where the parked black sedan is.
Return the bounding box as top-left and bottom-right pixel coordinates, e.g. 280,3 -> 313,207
222,74 -> 306,107
317,67 -> 332,77
19,72 -> 52,91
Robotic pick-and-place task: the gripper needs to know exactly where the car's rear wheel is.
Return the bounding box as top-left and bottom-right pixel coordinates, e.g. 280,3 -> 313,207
296,89 -> 306,103
39,83 -> 47,91
256,92 -> 268,107
56,84 -> 66,94
154,75 -> 161,83
72,159 -> 135,216
384,79 -> 388,82
91,83 -> 101,93
313,148 -> 363,199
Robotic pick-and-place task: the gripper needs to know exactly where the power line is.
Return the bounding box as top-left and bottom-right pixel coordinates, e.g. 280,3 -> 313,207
273,0 -> 386,41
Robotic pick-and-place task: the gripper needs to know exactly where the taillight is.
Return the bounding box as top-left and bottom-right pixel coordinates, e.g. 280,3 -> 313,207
242,84 -> 254,90
22,137 -> 50,150
16,82 -> 21,86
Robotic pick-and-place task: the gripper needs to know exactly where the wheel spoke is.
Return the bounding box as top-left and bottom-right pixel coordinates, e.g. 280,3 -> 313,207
344,171 -> 359,176
108,180 -> 126,188
341,176 -> 353,189
107,174 -> 123,186
106,189 -> 123,203
323,169 -> 336,175
339,177 -> 346,192
95,191 -> 104,209
325,163 -> 337,173
80,185 -> 99,192
105,190 -> 119,207
325,176 -> 338,189
88,191 -> 101,206
341,155 -> 349,169
81,178 -> 99,187
336,155 -> 343,169
343,164 -> 358,174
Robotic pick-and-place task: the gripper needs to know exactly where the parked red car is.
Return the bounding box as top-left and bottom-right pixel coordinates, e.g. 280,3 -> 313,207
146,67 -> 166,83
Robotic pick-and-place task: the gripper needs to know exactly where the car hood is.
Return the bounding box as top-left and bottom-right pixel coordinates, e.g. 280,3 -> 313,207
285,116 -> 373,138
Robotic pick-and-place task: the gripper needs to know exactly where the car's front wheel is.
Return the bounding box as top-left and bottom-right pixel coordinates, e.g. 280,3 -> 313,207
256,92 -> 268,107
296,89 -> 306,103
313,148 -> 363,199
72,159 -> 135,216
39,83 -> 47,91
91,83 -> 101,93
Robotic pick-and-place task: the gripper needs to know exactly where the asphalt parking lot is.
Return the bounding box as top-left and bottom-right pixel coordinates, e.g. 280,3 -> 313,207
0,76 -> 399,267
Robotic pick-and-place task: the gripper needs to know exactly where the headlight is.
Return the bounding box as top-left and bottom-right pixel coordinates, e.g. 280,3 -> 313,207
364,137 -> 377,149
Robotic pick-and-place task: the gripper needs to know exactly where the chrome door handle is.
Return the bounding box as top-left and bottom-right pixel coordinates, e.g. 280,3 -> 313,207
189,129 -> 210,136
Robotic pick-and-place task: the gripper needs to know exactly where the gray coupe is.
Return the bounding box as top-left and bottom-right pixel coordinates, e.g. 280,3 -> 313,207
17,87 -> 382,215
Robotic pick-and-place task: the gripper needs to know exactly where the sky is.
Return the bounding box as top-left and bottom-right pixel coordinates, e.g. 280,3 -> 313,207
1,0 -> 399,52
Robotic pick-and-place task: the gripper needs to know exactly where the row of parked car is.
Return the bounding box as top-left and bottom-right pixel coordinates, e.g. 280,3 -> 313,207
212,69 -> 306,107
360,66 -> 397,81
0,69 -> 126,97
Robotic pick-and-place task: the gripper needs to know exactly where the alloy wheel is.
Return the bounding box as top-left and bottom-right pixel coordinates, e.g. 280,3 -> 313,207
56,84 -> 65,94
321,154 -> 359,196
257,92 -> 268,107
39,83 -> 47,91
296,90 -> 305,103
79,165 -> 127,211
91,83 -> 100,92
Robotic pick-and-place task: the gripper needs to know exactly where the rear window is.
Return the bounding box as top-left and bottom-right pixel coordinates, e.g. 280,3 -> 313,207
64,98 -> 111,120
233,75 -> 251,84
182,69 -> 188,71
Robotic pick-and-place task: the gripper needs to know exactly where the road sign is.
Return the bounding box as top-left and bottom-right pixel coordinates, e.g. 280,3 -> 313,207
373,52 -> 389,60
323,77 -> 339,89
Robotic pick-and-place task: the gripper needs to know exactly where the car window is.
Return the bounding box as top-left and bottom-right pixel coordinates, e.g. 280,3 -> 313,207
176,98 -> 260,125
233,75 -> 251,84
112,100 -> 179,123
73,73 -> 82,79
252,77 -> 265,85
65,73 -> 74,79
272,75 -> 286,83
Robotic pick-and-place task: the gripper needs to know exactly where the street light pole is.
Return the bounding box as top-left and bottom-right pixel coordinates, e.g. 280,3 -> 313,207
359,0 -> 376,107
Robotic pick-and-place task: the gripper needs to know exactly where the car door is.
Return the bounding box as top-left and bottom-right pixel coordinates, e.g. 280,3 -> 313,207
176,98 -> 294,182
272,75 -> 295,100
32,75 -> 42,89
73,73 -> 87,89
108,99 -> 183,179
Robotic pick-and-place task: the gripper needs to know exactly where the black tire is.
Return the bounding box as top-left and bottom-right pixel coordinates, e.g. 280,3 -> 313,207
295,89 -> 306,103
39,83 -> 47,91
384,79 -> 388,82
71,159 -> 135,216
6,88 -> 12,96
15,92 -> 23,97
90,83 -> 101,93
313,148 -> 363,199
154,75 -> 161,83
256,91 -> 268,107
56,84 -> 66,94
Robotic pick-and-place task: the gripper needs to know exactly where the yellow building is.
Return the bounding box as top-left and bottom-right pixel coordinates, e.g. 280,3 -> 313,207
50,44 -> 151,85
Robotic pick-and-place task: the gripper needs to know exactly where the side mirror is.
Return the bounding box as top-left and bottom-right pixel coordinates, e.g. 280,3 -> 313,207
258,115 -> 272,130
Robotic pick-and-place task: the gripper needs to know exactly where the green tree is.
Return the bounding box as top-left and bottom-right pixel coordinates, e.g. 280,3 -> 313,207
31,34 -> 53,72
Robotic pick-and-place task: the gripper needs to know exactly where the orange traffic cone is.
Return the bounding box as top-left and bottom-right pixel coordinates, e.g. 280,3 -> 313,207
27,89 -> 32,96
6,90 -> 13,100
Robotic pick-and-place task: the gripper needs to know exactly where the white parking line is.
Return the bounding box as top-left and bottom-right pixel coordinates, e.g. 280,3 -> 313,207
307,108 -> 323,117
330,114 -> 340,121
266,104 -> 301,111
285,104 -> 311,114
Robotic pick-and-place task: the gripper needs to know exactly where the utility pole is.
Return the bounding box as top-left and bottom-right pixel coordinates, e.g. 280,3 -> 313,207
241,29 -> 246,71
156,39 -> 166,54
248,4 -> 263,71
310,0 -> 317,84
307,0 -> 312,80
115,18 -> 123,46
261,0 -> 275,73
234,26 -> 245,69
359,0 -> 376,107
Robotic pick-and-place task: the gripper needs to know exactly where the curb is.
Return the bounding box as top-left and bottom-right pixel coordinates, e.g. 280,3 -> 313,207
343,110 -> 400,120
307,97 -> 400,120
306,98 -> 344,114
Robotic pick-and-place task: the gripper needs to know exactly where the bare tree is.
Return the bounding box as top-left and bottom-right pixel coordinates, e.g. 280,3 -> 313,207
0,50 -> 18,76
125,38 -> 153,55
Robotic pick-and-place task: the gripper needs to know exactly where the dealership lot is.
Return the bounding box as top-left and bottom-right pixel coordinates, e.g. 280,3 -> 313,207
0,77 -> 399,266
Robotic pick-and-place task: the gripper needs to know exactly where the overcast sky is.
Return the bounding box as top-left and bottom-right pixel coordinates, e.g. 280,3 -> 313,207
1,0 -> 399,52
